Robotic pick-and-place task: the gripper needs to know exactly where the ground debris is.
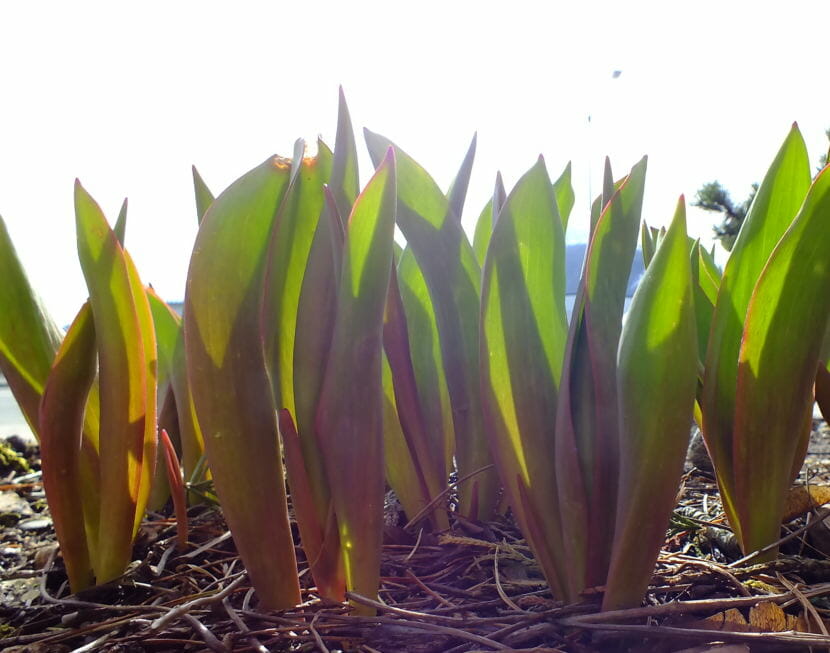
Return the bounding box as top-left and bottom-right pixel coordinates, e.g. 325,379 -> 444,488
5,424 -> 830,651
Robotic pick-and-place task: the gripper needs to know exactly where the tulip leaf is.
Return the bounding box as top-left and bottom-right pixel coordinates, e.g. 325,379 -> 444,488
604,197 -> 697,610
74,181 -> 157,583
262,141 -> 333,418
0,215 -> 63,436
289,174 -> 344,601
146,288 -> 181,395
480,156 -> 570,599
184,156 -> 301,609
701,125 -> 810,542
552,162 -> 575,230
732,164 -> 830,555
191,166 -> 215,224
365,128 -> 498,519
555,157 -> 647,590
472,173 -> 507,267
397,248 -> 455,489
446,133 -> 477,222
114,199 -> 128,247
39,302 -> 98,592
328,87 -> 360,221
316,149 -> 396,613
383,263 -> 449,530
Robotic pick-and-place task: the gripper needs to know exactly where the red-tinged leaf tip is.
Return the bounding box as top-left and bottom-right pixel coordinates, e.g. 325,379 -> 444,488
537,154 -> 545,165
383,146 -> 396,166
679,193 -> 685,203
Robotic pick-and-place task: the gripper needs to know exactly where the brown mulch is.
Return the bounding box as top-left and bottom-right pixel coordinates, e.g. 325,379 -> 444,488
4,423 -> 830,651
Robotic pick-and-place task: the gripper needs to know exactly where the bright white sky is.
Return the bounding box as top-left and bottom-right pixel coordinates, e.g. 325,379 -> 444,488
1,1 -> 828,325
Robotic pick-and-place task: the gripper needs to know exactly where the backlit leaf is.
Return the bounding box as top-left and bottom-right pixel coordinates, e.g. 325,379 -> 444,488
365,129 -> 498,519
480,156 -> 570,599
732,163 -> 830,555
701,125 -> 810,544
316,149 -> 396,613
604,198 -> 697,610
184,156 -> 301,609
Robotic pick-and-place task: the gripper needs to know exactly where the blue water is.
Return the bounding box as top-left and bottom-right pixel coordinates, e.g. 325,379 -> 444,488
0,384 -> 32,441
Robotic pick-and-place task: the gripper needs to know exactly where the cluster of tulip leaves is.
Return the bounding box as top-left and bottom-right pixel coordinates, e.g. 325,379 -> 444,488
2,92 -> 830,613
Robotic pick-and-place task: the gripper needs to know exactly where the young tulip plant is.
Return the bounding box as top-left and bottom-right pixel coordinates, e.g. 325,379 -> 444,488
1,185 -> 159,592
700,124 -> 830,559
184,89 -> 402,610
478,155 -> 698,610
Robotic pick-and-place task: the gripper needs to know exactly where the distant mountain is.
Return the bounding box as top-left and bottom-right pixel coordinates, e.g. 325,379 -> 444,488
565,244 -> 644,297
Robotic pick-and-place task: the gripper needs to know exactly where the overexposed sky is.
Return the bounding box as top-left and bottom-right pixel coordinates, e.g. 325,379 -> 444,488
1,1 -> 828,325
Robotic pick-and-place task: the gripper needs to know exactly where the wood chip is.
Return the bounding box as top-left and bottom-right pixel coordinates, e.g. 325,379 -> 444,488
748,601 -> 788,632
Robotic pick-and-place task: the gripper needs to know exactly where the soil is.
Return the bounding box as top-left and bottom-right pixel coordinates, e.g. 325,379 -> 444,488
3,424 -> 830,652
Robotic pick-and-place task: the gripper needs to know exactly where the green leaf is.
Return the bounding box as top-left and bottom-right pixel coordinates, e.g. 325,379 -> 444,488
383,263 -> 449,530
316,149 -> 397,613
146,288 -> 181,396
472,173 -> 506,267
640,222 -> 656,269
732,163 -> 830,555
280,94 -> 358,600
114,199 -> 128,247
191,166 -> 215,224
328,87 -> 360,222
289,172 -> 344,602
701,124 -> 810,544
184,156 -> 301,609
690,240 -> 716,370
446,133 -> 477,222
480,156 -> 571,599
279,408 -> 344,600
262,141 -> 333,418
381,352 -> 434,527
0,215 -> 63,437
604,197 -> 697,610
39,302 -> 97,592
365,129 -> 498,519
555,156 -> 647,590
397,248 -> 455,493
552,162 -> 575,231
74,181 -> 157,583
145,289 -> 184,511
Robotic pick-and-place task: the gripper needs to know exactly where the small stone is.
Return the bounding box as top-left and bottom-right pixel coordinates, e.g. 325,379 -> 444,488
0,491 -> 33,517
17,516 -> 52,531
